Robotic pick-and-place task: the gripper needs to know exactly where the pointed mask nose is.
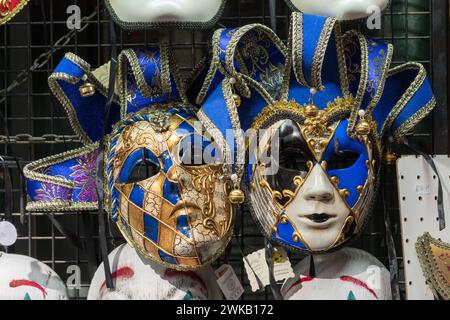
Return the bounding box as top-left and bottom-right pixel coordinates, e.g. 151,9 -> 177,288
302,163 -> 334,202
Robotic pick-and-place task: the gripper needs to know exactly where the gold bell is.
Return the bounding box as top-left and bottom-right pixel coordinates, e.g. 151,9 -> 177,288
79,82 -> 95,97
384,152 -> 398,165
229,189 -> 245,204
232,94 -> 241,108
356,121 -> 371,136
305,104 -> 318,117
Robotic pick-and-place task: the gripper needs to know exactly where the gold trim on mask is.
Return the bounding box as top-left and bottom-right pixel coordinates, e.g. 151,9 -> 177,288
416,233 -> 450,300
181,164 -> 229,239
105,106 -> 233,270
252,96 -> 355,161
327,146 -> 376,249
271,210 -> 311,252
250,95 -> 379,252
258,162 -> 309,212
301,108 -> 338,161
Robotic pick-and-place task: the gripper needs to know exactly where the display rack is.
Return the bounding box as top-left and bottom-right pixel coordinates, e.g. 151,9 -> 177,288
0,0 -> 444,299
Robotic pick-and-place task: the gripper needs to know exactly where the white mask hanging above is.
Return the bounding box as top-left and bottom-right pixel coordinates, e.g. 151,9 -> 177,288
285,0 -> 389,20
105,0 -> 227,29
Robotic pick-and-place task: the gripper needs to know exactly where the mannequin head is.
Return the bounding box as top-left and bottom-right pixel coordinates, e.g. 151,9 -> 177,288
0,252 -> 68,300
281,248 -> 392,300
285,0 -> 389,20
87,244 -> 223,300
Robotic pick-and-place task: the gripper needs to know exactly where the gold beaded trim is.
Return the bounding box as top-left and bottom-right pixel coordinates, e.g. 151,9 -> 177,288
382,62 -> 427,136
48,53 -> 115,145
416,233 -> 450,300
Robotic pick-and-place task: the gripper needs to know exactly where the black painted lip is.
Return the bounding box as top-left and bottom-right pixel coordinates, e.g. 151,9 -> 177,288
306,213 -> 333,223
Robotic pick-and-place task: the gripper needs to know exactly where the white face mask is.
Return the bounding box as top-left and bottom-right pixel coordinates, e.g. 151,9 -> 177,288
284,164 -> 350,251
106,0 -> 225,28
286,0 -> 389,20
249,110 -> 376,254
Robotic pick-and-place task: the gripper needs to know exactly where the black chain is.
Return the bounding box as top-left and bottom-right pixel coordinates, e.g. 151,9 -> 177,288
0,134 -> 81,144
0,8 -> 101,106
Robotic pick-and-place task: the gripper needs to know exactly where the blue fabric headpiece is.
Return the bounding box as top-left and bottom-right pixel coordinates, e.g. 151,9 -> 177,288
24,45 -> 188,212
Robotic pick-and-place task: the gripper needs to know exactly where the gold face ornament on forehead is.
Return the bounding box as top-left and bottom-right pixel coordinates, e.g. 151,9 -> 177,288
105,105 -> 233,270
248,96 -> 380,253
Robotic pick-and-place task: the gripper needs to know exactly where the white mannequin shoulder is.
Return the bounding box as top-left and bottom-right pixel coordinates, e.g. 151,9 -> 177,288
286,0 -> 389,20
0,252 -> 68,300
281,248 -> 392,300
87,243 -> 223,300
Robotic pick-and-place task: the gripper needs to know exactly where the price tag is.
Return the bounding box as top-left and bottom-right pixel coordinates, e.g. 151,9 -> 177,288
415,184 -> 431,196
215,264 -> 244,300
243,247 -> 295,292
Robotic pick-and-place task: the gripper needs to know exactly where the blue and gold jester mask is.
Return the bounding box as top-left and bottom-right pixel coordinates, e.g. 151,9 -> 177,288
105,106 -> 232,269
196,12 -> 435,254
24,45 -> 233,270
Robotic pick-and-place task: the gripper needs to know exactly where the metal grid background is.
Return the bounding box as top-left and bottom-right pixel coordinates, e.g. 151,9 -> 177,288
0,0 -> 447,299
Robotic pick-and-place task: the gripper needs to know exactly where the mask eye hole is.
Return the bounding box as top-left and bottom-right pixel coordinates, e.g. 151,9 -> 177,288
327,150 -> 360,171
278,147 -> 308,171
275,119 -> 311,176
117,148 -> 160,184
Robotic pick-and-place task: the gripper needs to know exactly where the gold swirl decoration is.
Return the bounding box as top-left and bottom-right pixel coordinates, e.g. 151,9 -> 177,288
183,164 -> 229,238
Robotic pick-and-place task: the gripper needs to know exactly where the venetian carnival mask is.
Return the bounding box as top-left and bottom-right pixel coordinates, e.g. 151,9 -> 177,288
88,243 -> 223,300
250,97 -> 378,252
105,106 -> 233,270
0,252 -> 68,300
197,14 -> 435,254
285,0 -> 389,20
105,0 -> 226,29
24,46 -> 234,271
